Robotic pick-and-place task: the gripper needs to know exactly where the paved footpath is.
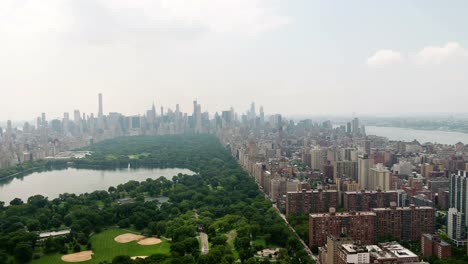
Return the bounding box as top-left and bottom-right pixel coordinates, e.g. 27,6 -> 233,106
200,232 -> 209,255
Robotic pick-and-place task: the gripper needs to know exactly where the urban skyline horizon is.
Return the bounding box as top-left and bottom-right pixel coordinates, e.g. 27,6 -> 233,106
3,92 -> 468,125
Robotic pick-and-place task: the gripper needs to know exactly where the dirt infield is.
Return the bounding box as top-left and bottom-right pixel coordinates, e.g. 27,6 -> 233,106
137,237 -> 162,245
61,251 -> 93,262
131,256 -> 148,260
114,233 -> 145,243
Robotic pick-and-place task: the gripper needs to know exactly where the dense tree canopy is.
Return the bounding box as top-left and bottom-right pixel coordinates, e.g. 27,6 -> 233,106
0,135 -> 313,263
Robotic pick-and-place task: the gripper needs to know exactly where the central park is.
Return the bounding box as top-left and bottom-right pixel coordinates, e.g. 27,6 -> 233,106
0,135 -> 313,264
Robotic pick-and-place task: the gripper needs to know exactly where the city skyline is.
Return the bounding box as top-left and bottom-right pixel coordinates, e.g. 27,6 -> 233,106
2,1 -> 468,120
1,1 -> 467,263
4,93 -> 468,125
0,93 -> 265,125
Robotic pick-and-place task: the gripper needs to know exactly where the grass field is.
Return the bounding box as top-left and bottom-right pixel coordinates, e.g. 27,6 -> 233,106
128,153 -> 150,160
32,229 -> 170,264
253,236 -> 280,249
226,230 -> 239,259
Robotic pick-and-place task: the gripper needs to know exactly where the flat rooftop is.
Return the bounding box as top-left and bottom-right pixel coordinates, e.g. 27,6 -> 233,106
372,206 -> 434,211
380,242 -> 418,259
310,211 -> 376,218
341,244 -> 368,253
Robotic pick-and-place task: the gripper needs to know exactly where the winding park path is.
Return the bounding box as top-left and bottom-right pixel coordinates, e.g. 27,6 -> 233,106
195,211 -> 209,255
200,232 -> 209,255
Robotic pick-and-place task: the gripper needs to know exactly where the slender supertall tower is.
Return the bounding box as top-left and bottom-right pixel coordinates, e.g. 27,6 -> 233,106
250,102 -> 256,120
259,106 -> 265,124
193,100 -> 202,133
98,93 -> 103,118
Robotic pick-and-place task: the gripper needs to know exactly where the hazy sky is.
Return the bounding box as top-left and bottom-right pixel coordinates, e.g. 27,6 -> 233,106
1,0 -> 468,121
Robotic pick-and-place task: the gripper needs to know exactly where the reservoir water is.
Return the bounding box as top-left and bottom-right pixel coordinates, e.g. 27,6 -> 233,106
0,167 -> 195,203
366,126 -> 468,145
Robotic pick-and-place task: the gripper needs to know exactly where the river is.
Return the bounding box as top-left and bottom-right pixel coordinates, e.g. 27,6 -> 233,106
0,167 -> 195,203
366,126 -> 468,145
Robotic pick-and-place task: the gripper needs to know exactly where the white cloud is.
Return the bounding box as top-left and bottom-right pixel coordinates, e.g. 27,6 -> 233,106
366,49 -> 404,67
414,42 -> 468,65
366,42 -> 468,67
0,0 -> 291,46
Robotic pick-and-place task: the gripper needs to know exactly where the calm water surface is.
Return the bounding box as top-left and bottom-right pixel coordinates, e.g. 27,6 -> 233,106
0,167 -> 194,203
366,126 -> 468,145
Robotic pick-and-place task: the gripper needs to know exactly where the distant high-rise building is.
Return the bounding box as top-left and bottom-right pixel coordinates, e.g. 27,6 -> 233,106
358,155 -> 377,190
447,208 -> 466,243
5,120 -> 12,142
311,147 -> 324,171
360,140 -> 371,155
360,125 -> 366,136
449,171 -> 468,243
98,93 -> 103,118
352,117 -> 359,135
333,160 -> 358,181
346,122 -> 352,134
63,112 -> 70,134
221,110 -> 233,124
74,110 -> 82,133
193,100 -> 202,133
250,102 -> 256,120
41,113 -> 47,127
259,106 -> 265,124
97,93 -> 104,130
368,164 -> 392,191
147,103 -> 156,126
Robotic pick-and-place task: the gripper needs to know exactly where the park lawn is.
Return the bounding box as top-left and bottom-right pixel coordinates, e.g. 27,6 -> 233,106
253,236 -> 280,249
32,228 -> 170,264
105,154 -> 118,161
128,155 -> 139,160
95,200 -> 104,208
129,153 -> 150,160
226,230 -> 239,259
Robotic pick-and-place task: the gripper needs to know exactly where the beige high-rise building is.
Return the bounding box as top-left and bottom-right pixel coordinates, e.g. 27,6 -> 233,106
311,147 -> 324,171
358,154 -> 374,190
421,163 -> 434,179
368,163 -> 392,191
325,235 -> 354,264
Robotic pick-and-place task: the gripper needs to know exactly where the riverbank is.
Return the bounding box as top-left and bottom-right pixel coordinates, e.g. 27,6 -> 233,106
365,126 -> 468,145
369,125 -> 468,134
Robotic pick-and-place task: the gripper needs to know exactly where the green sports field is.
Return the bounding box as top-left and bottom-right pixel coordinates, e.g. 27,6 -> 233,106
32,229 -> 170,264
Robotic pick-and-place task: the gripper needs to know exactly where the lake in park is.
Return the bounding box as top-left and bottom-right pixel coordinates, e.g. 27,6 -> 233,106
0,167 -> 195,203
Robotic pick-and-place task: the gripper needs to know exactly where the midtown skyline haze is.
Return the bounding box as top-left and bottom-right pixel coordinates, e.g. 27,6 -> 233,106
2,0 -> 468,121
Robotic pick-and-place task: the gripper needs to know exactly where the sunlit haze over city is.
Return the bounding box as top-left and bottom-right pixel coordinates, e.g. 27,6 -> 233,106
1,1 -> 468,264
1,1 -> 468,121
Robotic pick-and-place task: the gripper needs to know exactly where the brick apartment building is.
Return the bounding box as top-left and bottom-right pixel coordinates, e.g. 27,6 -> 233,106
309,209 -> 376,248
421,234 -> 451,259
343,190 -> 398,212
286,189 -> 338,216
309,204 -> 435,248
373,204 -> 435,242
